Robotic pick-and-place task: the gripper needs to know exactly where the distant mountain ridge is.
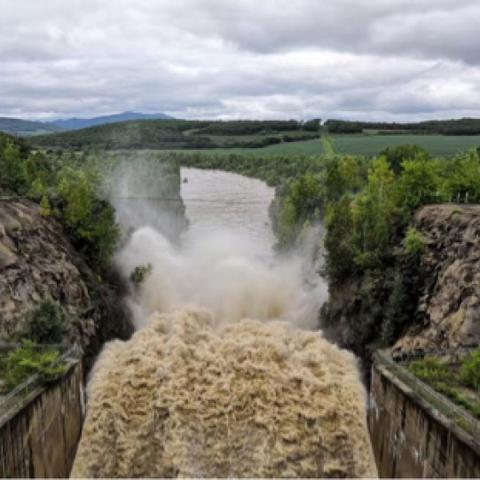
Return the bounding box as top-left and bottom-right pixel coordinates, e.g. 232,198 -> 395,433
0,117 -> 63,136
45,111 -> 173,130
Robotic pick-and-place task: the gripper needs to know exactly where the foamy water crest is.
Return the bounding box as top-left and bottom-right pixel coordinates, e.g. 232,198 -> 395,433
72,308 -> 377,477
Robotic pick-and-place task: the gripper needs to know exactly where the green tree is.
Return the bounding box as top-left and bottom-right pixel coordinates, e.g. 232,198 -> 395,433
57,167 -> 94,231
381,145 -> 429,175
324,195 -> 355,283
398,155 -> 441,210
0,141 -> 27,193
442,150 -> 480,203
57,166 -> 119,270
352,157 -> 399,267
276,174 -> 323,247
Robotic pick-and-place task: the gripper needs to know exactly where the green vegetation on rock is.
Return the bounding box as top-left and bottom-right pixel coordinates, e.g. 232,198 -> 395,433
0,340 -> 67,393
460,349 -> 480,392
0,133 -> 119,271
20,298 -> 71,345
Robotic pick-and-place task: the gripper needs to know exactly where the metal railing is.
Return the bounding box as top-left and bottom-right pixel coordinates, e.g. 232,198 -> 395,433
0,343 -> 82,426
374,349 -> 480,439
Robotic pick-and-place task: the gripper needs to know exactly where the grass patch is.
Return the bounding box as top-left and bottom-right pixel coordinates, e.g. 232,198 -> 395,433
408,354 -> 480,421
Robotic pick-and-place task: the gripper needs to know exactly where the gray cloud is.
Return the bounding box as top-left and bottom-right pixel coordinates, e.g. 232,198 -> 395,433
0,0 -> 479,120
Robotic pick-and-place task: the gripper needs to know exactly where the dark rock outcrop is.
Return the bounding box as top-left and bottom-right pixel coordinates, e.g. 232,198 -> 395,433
394,204 -> 480,353
0,199 -> 133,365
321,203 -> 480,368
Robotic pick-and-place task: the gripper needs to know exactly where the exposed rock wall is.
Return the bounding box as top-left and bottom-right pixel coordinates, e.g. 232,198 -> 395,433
395,204 -> 480,353
0,199 -> 133,363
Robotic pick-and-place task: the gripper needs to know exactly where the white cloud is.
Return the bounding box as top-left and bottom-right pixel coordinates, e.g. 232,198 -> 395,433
0,0 -> 479,120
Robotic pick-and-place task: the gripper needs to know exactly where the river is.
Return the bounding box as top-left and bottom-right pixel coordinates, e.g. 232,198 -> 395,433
181,167 -> 275,258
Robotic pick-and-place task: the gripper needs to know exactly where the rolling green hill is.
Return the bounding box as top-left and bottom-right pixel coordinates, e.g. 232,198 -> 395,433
29,116 -> 480,157
0,117 -> 63,136
45,111 -> 173,130
30,119 -> 320,150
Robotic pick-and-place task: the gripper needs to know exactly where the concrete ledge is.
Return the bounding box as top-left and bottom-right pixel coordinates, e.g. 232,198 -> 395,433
370,358 -> 480,477
0,352 -> 85,478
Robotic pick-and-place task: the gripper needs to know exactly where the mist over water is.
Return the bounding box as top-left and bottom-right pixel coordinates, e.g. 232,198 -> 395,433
72,165 -> 376,477
117,167 -> 328,330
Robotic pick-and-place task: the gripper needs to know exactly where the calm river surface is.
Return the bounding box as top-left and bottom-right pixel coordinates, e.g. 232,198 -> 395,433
180,167 -> 275,256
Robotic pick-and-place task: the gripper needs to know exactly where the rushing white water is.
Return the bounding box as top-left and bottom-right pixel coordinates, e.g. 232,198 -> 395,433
72,166 -> 376,478
118,167 -> 328,331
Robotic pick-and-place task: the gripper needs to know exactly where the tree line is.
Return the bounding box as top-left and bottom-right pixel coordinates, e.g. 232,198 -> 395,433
325,118 -> 480,135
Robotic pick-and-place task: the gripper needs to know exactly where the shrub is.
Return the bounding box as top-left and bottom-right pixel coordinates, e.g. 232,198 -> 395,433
0,340 -> 66,392
403,227 -> 426,256
130,264 -> 153,285
408,357 -> 453,383
22,298 -> 70,344
39,195 -> 52,217
460,349 -> 480,391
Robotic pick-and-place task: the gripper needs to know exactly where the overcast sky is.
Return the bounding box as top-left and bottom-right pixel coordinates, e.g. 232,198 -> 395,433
1,0 -> 480,121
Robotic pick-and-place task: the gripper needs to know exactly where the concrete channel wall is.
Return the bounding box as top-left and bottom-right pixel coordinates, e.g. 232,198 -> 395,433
0,349 -> 84,478
369,353 -> 480,478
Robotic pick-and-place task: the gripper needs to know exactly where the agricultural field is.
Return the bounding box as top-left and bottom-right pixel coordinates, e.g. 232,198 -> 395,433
331,133 -> 480,157
30,116 -> 480,157
164,133 -> 480,157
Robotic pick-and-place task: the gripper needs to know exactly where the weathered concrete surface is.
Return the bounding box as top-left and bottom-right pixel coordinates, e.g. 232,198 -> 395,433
0,360 -> 84,478
369,362 -> 480,478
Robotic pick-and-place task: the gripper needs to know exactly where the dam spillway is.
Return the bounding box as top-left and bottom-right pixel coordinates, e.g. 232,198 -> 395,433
71,308 -> 377,477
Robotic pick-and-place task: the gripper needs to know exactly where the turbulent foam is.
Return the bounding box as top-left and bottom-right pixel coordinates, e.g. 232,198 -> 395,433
71,308 -> 377,478
116,227 -> 327,330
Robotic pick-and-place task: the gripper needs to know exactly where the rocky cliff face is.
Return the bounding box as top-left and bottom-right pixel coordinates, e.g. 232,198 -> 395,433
321,203 -> 480,366
0,199 -> 133,363
394,204 -> 480,353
